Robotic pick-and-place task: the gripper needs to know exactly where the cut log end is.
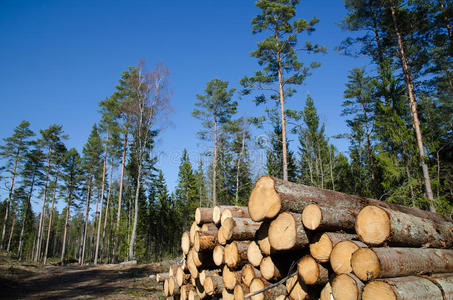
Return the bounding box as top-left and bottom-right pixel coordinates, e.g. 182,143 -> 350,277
217,226 -> 227,245
248,176 -> 280,221
286,274 -> 308,300
213,245 -> 224,266
260,256 -> 280,281
309,233 -> 333,263
247,241 -> 263,267
297,255 -> 323,285
332,274 -> 362,300
222,265 -> 238,290
234,284 -> 246,300
351,248 -> 380,281
181,232 -> 191,255
355,205 -> 390,245
302,203 -> 322,230
213,206 -> 222,225
330,240 -> 361,275
241,264 -> 259,287
320,282 -> 332,300
222,288 -> 235,300
269,212 -> 303,251
249,278 -> 266,300
195,208 -> 202,224
362,281 -> 395,300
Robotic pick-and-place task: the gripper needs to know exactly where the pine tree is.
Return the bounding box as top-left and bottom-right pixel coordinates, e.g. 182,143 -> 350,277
192,79 -> 237,206
0,120 -> 34,249
241,0 -> 325,181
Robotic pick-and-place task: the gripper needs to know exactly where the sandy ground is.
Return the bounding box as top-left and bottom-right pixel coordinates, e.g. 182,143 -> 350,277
0,254 -> 172,299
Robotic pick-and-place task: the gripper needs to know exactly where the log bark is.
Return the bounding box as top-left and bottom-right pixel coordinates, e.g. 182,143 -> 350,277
330,240 -> 367,275
204,274 -> 224,296
351,247 -> 453,282
422,273 -> 453,299
213,245 -> 224,266
249,278 -> 287,300
220,207 -> 249,226
248,176 -> 452,223
241,264 -> 260,287
297,255 -> 329,285
268,212 -> 309,251
302,203 -> 356,231
222,217 -> 261,242
309,232 -> 357,263
225,241 -> 250,269
181,232 -> 191,255
222,265 -> 242,290
194,229 -> 217,252
157,273 -> 169,283
355,205 -> 453,248
332,273 -> 364,300
362,275 -> 451,300
195,207 -> 213,225
247,241 -> 263,267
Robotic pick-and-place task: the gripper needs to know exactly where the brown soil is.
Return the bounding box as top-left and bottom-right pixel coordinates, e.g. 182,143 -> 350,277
0,253 -> 173,299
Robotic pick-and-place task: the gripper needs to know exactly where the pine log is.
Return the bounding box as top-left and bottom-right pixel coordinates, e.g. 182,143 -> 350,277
249,278 -> 287,300
204,274 -> 224,296
200,222 -> 217,232
194,277 -> 206,299
188,288 -> 201,300
330,240 -> 367,275
255,221 -> 272,256
362,276 -> 451,300
268,212 -> 309,251
356,205 -> 453,247
422,273 -> 453,299
241,264 -> 260,287
222,265 -> 242,290
164,278 -> 169,297
247,241 -> 263,267
248,176 -> 453,223
181,232 -> 191,255
194,229 -> 218,252
180,284 -> 195,300
225,241 -> 250,269
187,250 -> 199,279
222,217 -> 261,242
332,273 -> 364,300
176,266 -> 190,287
157,273 -> 169,283
351,247 -> 453,282
199,269 -> 220,286
302,203 -> 356,231
260,256 -> 282,281
222,288 -> 235,300
217,226 -> 227,245
190,222 -> 200,246
212,244 -> 224,267
309,232 -> 358,263
319,282 -> 332,300
233,284 -> 249,300
297,255 -> 329,285
195,207 -> 213,225
169,265 -> 179,277
191,248 -> 214,268
286,274 -> 309,300
220,207 -> 250,226
169,276 -> 180,296
213,205 -> 239,225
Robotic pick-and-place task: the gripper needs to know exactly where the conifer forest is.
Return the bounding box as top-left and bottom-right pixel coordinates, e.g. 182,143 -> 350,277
0,1 -> 452,297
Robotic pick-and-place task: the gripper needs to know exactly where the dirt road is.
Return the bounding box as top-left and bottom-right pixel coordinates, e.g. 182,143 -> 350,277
0,256 -> 169,299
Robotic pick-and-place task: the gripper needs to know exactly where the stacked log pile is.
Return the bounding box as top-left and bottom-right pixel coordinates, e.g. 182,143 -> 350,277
159,176 -> 453,300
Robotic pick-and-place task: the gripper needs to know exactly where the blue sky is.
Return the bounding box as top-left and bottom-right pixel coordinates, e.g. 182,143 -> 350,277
0,0 -> 370,196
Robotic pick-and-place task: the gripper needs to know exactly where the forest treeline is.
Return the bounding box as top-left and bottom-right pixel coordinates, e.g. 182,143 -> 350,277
0,0 -> 451,264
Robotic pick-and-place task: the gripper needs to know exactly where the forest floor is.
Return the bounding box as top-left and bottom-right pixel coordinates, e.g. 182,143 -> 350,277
0,253 -> 173,299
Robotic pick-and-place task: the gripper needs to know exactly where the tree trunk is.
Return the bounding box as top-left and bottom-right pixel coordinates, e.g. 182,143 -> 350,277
351,247 -> 453,281
94,131 -> 109,264
221,217 -> 260,242
35,147 -> 52,262
128,161 -> 142,260
100,161 -> 113,263
277,57 -> 288,181
248,176 -> 452,223
6,213 -> 16,253
80,172 -> 93,265
355,205 -> 453,247
195,207 -> 214,225
1,150 -> 19,249
18,173 -> 35,260
61,188 -> 72,265
389,0 -> 436,213
212,116 -> 218,207
44,167 -> 59,265
113,125 -> 128,263
235,130 -> 246,205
